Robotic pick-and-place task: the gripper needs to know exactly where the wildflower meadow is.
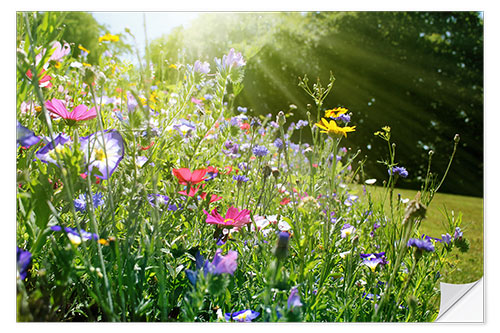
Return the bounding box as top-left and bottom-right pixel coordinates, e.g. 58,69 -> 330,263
16,12 -> 480,323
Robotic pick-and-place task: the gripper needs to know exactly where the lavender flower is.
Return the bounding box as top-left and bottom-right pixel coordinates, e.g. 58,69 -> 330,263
341,223 -> 356,238
193,60 -> 210,74
35,133 -> 71,165
287,287 -> 303,310
252,145 -> 269,157
186,249 -> 238,286
441,233 -> 452,245
233,175 -> 249,183
237,106 -> 248,113
219,48 -> 246,70
334,113 -> 351,124
274,138 -> 284,150
147,194 -> 170,208
454,227 -> 463,240
296,120 -> 308,129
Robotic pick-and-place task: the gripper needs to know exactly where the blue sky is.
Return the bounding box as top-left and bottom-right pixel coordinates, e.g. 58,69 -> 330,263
92,12 -> 200,61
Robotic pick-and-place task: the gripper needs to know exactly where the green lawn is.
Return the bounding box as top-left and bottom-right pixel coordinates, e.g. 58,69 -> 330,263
361,185 -> 484,284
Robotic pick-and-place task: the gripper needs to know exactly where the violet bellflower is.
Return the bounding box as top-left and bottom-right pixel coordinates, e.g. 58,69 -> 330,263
80,130 -> 124,179
17,247 -> 32,280
17,122 -> 40,148
35,133 -> 71,165
219,48 -> 246,70
225,309 -> 260,322
287,287 -> 303,310
185,249 -> 238,286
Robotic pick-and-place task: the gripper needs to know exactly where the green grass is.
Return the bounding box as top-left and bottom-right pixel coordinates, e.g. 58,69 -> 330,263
359,185 -> 483,284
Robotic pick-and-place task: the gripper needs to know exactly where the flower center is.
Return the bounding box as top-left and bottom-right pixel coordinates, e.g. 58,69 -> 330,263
49,145 -> 65,160
223,218 -> 235,225
94,148 -> 106,161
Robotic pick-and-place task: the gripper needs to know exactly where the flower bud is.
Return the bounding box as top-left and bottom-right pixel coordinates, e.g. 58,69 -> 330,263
428,150 -> 434,157
262,165 -> 272,178
277,111 -> 286,126
272,167 -> 280,179
454,134 -> 460,143
274,232 -> 290,260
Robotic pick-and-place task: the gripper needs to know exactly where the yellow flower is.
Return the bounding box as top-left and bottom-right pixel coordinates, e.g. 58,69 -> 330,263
78,45 -> 91,54
325,107 -> 348,118
169,64 -> 177,69
99,33 -> 120,43
315,118 -> 356,138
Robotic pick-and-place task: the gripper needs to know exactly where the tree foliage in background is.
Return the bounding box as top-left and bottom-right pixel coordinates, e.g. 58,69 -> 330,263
147,12 -> 483,196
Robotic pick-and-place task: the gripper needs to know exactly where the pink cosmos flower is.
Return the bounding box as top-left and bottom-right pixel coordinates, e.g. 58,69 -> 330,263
45,98 -> 97,122
203,206 -> 251,229
49,41 -> 71,62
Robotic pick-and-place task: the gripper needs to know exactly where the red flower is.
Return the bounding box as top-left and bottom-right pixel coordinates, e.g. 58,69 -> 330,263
240,123 -> 250,131
172,168 -> 207,185
178,185 -> 202,197
279,197 -> 291,205
203,207 -> 251,229
139,141 -> 155,150
200,192 -> 223,203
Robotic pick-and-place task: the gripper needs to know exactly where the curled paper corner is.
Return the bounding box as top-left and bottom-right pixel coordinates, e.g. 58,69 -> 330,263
435,277 -> 484,322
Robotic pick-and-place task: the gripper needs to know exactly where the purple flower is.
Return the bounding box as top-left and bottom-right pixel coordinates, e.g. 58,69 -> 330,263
275,232 -> 290,259
252,145 -> 269,157
50,225 -> 99,245
233,175 -> 249,183
287,287 -> 303,310
17,122 -> 40,148
389,166 -> 409,178
238,162 -> 248,170
193,60 -> 210,74
147,194 -> 170,208
73,192 -> 104,213
274,138 -> 284,150
454,227 -> 463,240
360,252 -> 387,272
187,249 -> 238,285
296,120 -> 308,129
334,113 -> 351,124
441,233 -> 452,245
80,130 -> 124,179
407,238 -> 435,252
218,48 -> 246,70
341,223 -> 356,238
237,106 -> 248,113
17,247 -> 32,280
225,309 -> 260,322
204,94 -> 213,100
35,133 -> 71,165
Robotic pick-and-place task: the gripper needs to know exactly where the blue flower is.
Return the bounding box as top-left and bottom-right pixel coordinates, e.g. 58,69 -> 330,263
17,247 -> 32,280
274,138 -> 284,150
252,145 -> 269,157
17,122 -> 40,148
233,175 -> 249,183
225,309 -> 260,322
80,130 -> 125,179
204,94 -> 213,100
287,287 -> 303,310
407,238 -> 435,252
454,227 -> 463,240
441,233 -> 452,245
237,106 -> 248,113
185,249 -> 238,286
50,225 -> 99,245
334,113 -> 351,124
35,133 -> 71,165
296,120 -> 308,129
74,192 -> 105,212
389,166 -> 409,178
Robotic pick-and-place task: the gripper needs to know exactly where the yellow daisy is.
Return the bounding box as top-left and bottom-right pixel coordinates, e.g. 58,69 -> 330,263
315,118 -> 356,138
99,33 -> 120,43
325,107 -> 348,118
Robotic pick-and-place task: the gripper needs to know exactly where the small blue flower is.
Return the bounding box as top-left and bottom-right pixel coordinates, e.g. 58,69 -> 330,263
334,113 -> 351,124
441,233 -> 452,245
74,192 -> 105,212
287,287 -> 303,310
225,309 -> 260,322
407,238 -> 435,252
237,106 -> 248,113
252,145 -> 269,157
17,122 -> 40,148
295,120 -> 308,129
274,138 -> 284,150
389,166 -> 409,178
454,227 -> 463,240
233,175 -> 249,183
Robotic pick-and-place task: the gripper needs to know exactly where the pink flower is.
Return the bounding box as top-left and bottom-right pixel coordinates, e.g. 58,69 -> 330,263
49,41 -> 71,62
45,98 -> 97,122
203,206 -> 251,229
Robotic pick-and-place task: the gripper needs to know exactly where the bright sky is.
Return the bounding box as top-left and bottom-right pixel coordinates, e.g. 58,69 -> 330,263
92,12 -> 200,62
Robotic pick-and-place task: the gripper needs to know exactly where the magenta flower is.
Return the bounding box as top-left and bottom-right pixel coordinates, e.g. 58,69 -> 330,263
49,41 -> 71,62
45,98 -> 97,122
203,206 -> 251,229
